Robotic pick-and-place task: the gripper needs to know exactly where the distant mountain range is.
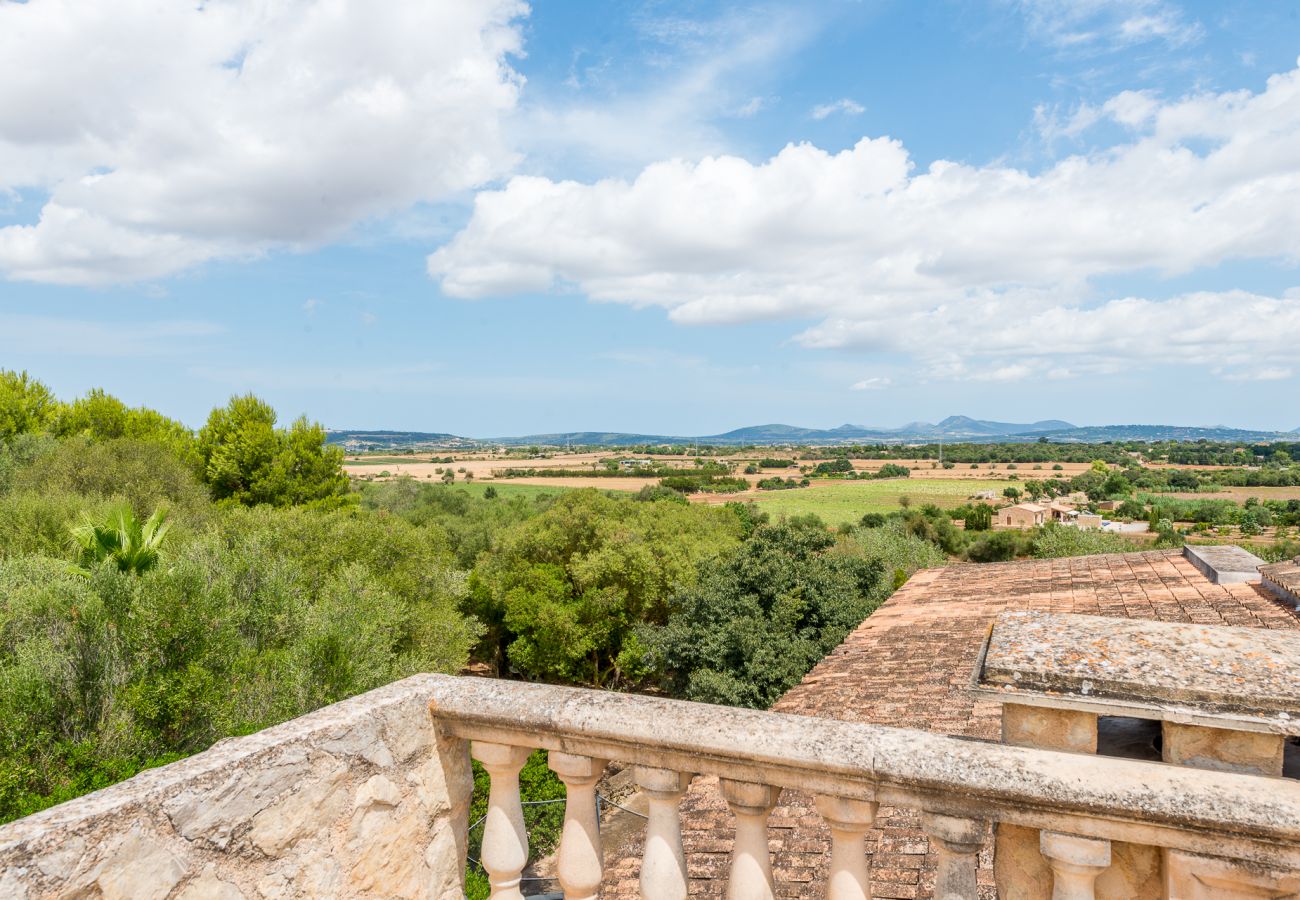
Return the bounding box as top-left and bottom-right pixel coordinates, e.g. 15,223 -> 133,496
328,417 -> 1299,449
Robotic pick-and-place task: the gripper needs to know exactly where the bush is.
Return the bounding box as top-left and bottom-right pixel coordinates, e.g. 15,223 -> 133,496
659,474 -> 748,494
965,531 -> 1025,562
813,458 -> 854,476
852,520 -> 946,594
634,484 -> 689,504
0,505 -> 481,823
1031,524 -> 1139,559
756,476 -> 806,491
10,437 -> 210,520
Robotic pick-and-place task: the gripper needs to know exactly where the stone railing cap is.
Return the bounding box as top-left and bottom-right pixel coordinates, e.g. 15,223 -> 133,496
975,611 -> 1300,729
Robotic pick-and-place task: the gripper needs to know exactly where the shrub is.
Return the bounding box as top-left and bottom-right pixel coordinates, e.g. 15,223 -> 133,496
0,505 -> 480,823
9,437 -> 210,520
965,531 -> 1025,562
813,458 -> 853,476
1031,524 -> 1139,559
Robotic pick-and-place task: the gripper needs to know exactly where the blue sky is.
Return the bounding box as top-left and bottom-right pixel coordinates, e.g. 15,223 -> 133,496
1,0 -> 1299,435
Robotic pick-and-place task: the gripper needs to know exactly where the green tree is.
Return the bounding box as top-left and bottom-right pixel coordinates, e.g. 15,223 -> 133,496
646,521 -> 884,708
964,503 -> 993,531
0,371 -> 57,441
54,389 -> 195,460
468,490 -> 743,686
197,395 -> 347,506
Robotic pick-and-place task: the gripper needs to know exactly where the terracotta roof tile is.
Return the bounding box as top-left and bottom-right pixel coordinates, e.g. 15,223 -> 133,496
602,549 -> 1298,897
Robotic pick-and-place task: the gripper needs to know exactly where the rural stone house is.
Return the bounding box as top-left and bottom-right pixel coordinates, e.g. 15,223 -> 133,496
2,548 -> 1298,899
997,501 -> 1047,527
1046,500 -> 1075,521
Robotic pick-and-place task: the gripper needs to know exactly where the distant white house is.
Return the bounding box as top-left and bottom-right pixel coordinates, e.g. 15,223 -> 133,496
619,459 -> 653,470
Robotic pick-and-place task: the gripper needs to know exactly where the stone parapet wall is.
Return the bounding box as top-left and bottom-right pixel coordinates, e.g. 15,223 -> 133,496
0,675 -> 471,900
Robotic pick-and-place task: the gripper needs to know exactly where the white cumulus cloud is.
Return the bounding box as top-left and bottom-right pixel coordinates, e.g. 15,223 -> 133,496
0,0 -> 528,285
431,62 -> 1300,381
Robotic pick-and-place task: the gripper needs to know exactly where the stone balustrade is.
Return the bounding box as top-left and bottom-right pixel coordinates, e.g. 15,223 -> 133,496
2,672 -> 1299,898
430,675 -> 1300,900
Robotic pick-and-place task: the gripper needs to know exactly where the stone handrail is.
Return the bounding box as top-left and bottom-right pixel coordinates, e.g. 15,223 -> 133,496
428,675 -> 1300,900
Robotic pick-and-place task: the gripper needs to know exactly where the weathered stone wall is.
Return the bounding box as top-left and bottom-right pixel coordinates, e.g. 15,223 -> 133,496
0,675 -> 471,900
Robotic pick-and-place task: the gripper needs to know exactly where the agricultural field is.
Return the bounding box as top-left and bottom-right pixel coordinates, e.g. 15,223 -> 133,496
1160,485 -> 1300,503
702,478 -> 1008,526
444,482 -> 568,502
342,450 -> 1069,488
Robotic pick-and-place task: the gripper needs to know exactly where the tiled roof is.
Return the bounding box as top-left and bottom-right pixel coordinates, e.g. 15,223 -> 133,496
1262,556 -> 1300,602
603,549 -> 1298,898
998,502 -> 1045,513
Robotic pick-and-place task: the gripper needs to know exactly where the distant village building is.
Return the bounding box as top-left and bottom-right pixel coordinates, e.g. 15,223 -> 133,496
1076,513 -> 1104,530
973,489 -> 999,501
619,458 -> 653,470
1096,500 -> 1122,511
1047,500 -> 1075,522
997,503 -> 1047,528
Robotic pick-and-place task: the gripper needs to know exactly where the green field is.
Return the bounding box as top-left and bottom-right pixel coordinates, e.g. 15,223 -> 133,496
447,482 -> 571,502
745,478 -> 1006,526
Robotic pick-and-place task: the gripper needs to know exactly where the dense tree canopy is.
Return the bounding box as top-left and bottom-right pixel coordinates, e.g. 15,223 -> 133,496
53,389 -> 195,461
0,371 -> 56,442
646,520 -> 886,708
468,489 -> 744,686
198,394 -> 348,506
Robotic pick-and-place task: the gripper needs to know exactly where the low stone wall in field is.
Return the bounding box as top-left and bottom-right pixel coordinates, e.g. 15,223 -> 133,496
0,675 -> 471,900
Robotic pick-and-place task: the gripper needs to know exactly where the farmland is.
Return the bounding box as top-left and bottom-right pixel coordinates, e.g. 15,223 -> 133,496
702,478 -> 1008,526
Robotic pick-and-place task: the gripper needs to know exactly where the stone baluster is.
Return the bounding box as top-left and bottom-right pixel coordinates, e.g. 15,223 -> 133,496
813,794 -> 879,900
1039,832 -> 1110,900
635,766 -> 693,900
922,812 -> 986,900
548,751 -> 608,900
720,778 -> 782,900
471,742 -> 533,900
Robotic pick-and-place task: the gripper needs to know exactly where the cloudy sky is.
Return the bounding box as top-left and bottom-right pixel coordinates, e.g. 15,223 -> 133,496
2,0 -> 1299,434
